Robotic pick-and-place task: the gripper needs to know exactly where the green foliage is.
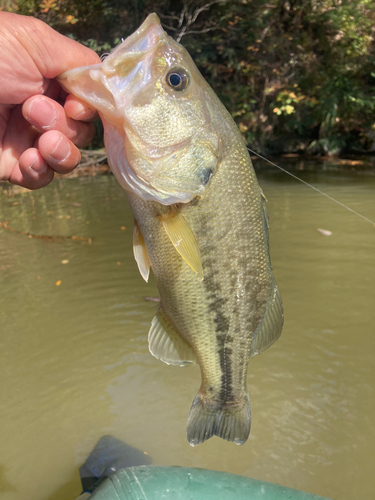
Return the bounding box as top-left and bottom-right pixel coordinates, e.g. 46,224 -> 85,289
4,0 -> 375,154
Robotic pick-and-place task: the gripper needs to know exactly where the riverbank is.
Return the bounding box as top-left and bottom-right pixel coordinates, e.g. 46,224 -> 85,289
59,150 -> 375,180
1,151 -> 374,198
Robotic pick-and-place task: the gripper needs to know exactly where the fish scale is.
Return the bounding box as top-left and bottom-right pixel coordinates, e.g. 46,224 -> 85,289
58,13 -> 283,446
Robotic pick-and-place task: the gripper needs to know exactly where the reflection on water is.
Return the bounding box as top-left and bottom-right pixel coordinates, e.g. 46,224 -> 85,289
0,166 -> 374,500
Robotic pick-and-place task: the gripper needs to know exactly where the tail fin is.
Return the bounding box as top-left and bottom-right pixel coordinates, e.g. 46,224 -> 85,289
187,393 -> 251,446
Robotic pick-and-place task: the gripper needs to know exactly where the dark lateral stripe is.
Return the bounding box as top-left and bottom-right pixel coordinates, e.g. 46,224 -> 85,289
218,345 -> 234,404
197,214 -> 235,407
202,269 -> 234,406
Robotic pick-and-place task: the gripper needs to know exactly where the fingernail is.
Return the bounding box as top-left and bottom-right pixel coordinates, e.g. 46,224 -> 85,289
29,155 -> 47,176
75,108 -> 95,120
29,155 -> 47,174
27,99 -> 58,129
50,137 -> 71,162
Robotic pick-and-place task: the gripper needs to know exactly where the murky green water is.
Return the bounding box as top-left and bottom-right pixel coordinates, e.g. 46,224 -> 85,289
0,164 -> 374,500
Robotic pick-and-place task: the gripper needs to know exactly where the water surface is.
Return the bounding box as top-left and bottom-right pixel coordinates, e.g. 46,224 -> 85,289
0,164 -> 374,500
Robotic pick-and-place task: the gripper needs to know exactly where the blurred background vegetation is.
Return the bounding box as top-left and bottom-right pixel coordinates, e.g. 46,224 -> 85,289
2,0 -> 375,155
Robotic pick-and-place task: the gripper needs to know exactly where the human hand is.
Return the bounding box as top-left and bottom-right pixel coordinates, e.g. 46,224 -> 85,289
0,12 -> 101,189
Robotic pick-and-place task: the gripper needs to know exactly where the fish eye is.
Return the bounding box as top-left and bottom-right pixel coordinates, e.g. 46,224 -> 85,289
166,68 -> 189,91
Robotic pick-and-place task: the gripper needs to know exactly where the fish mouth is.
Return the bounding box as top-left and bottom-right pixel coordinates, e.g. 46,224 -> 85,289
58,14 -> 164,78
101,14 -> 164,77
57,14 -> 167,124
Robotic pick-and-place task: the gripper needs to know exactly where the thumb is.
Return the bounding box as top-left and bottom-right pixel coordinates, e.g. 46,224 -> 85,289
5,12 -> 101,78
35,22 -> 101,78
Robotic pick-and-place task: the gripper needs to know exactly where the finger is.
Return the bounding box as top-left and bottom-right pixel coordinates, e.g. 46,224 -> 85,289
10,148 -> 54,189
0,104 -> 40,181
37,130 -> 83,174
64,94 -> 98,122
22,95 -> 96,148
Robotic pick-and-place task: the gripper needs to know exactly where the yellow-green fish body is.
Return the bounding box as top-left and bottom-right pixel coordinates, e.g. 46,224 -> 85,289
58,14 -> 283,446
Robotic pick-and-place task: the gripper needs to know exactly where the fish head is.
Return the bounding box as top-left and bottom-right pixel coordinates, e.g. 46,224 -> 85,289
58,14 -> 221,204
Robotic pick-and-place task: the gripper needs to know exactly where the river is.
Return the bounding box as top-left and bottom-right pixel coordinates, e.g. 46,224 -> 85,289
0,161 -> 374,500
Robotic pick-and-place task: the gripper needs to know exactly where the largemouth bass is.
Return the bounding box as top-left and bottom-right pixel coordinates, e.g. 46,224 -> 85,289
58,14 -> 283,446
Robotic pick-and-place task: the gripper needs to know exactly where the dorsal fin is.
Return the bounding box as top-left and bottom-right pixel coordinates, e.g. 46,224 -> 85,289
148,307 -> 197,366
133,220 -> 151,282
250,282 -> 283,358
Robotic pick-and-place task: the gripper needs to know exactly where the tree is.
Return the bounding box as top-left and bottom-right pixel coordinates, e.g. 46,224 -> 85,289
4,0 -> 375,154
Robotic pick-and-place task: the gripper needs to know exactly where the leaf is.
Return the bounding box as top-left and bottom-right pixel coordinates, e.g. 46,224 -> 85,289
317,228 -> 332,236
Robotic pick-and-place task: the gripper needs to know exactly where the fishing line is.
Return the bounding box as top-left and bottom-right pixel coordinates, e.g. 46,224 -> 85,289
247,147 -> 375,226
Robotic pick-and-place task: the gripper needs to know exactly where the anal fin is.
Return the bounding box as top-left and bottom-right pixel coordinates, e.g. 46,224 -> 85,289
148,307 -> 197,366
250,281 -> 283,357
133,220 -> 151,282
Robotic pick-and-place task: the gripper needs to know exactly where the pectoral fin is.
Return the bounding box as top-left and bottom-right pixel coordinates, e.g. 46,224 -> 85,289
250,282 -> 283,357
149,307 -> 197,366
133,220 -> 151,282
161,212 -> 203,278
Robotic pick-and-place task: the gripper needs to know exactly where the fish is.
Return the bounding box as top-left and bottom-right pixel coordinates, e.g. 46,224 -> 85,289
58,13 -> 283,446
